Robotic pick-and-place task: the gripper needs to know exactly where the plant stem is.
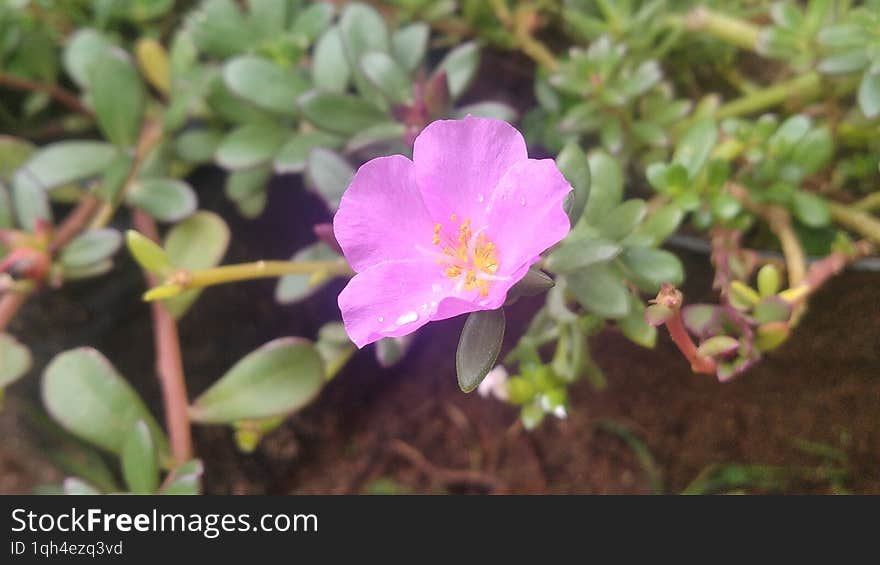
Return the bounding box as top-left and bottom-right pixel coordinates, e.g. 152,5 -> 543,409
716,72 -> 822,119
0,73 -> 93,117
49,195 -> 100,254
90,120 -> 164,229
133,209 -> 193,464
828,202 -> 880,246
0,291 -> 28,334
853,192 -> 880,213
490,0 -> 559,71
665,308 -> 717,375
685,7 -> 761,51
183,260 -> 353,290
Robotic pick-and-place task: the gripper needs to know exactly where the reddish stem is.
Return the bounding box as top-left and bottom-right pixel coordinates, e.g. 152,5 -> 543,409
0,73 -> 93,117
49,195 -> 100,254
665,310 -> 717,375
132,210 -> 193,464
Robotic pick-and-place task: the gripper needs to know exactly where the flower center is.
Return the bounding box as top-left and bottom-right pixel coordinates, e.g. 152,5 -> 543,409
432,214 -> 499,297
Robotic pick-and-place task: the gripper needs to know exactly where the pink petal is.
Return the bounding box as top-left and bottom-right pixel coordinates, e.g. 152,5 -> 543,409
339,259 -> 460,348
413,117 -> 527,231
485,159 -> 571,276
333,155 -> 433,273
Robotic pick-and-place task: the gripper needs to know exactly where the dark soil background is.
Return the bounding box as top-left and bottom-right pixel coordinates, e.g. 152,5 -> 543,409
1,53 -> 878,495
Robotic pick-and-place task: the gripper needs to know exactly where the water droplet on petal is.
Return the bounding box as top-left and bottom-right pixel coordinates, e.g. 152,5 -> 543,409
377,316 -> 384,323
396,311 -> 418,325
519,197 -> 527,206
477,193 -> 484,203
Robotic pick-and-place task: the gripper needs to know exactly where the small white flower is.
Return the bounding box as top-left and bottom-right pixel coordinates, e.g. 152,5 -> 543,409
478,365 -> 509,401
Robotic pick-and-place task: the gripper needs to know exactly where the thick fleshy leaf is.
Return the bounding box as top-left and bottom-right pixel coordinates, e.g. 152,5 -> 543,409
557,142 -> 591,225
312,26 -> 350,93
753,296 -> 792,324
392,23 -> 429,73
289,1 -> 335,44
275,132 -> 343,174
12,181 -> 52,230
297,91 -> 388,136
223,55 -> 307,116
858,70 -> 880,119
435,42 -> 479,99
215,122 -> 288,170
306,149 -> 355,210
0,334 -> 32,388
361,52 -> 413,104
275,242 -> 340,304
63,29 -> 114,88
12,141 -> 118,193
0,136 -> 35,179
345,122 -> 406,153
163,211 -> 230,319
187,0 -> 259,58
626,204 -> 683,246
792,191 -> 830,227
583,151 -> 623,225
88,49 -> 145,147
59,229 -> 122,269
567,263 -> 630,319
126,178 -> 197,223
41,348 -> 168,457
375,336 -> 411,368
674,119 -> 717,177
121,420 -> 159,494
682,304 -> 723,338
174,129 -> 223,164
620,247 -> 684,293
456,308 -> 505,393
126,230 -> 171,274
190,338 -> 325,423
546,234 -> 621,274
224,167 -> 270,209
598,199 -> 647,240
619,297 -> 657,348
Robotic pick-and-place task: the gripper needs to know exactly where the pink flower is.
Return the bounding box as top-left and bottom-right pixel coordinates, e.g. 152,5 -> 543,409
334,117 -> 572,348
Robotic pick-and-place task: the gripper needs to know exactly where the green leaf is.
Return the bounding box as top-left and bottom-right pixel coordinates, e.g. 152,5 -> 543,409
566,263 -> 631,319
88,49 -> 145,148
0,183 -> 11,231
456,308 -> 505,393
174,129 -> 223,164
674,119 -> 717,177
289,1 -> 335,44
63,29 -> 114,89
126,179 -> 197,223
626,204 -> 683,246
297,91 -> 388,136
12,181 -> 51,231
163,211 -> 230,319
41,348 -> 168,457
215,122 -> 288,170
557,142 -> 591,225
546,236 -> 621,274
275,242 -> 340,304
0,136 -> 36,179
223,55 -> 307,116
59,229 -> 122,269
345,122 -> 406,153
339,2 -> 390,64
788,128 -> 833,180
225,166 -> 270,206
160,459 -> 203,495
697,335 -> 739,357
0,334 -> 32,388
312,26 -> 351,93
435,41 -> 479,99
191,338 -> 325,423
620,298 -> 657,348
275,132 -> 343,174
187,0 -> 259,58
791,191 -> 830,227
598,199 -> 647,240
858,70 -> 880,119
583,151 -> 623,225
375,337 -> 410,368
13,141 -> 118,193
753,296 -> 792,324
619,247 -> 684,293
126,230 -> 171,274
121,420 -> 159,494
306,148 -> 354,210
392,23 -> 429,73
360,52 -> 413,104
451,102 -> 518,122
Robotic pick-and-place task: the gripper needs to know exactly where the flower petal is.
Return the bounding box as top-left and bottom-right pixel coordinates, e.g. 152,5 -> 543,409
485,158 -> 571,275
333,155 -> 434,272
339,259 -> 462,348
413,116 -> 527,229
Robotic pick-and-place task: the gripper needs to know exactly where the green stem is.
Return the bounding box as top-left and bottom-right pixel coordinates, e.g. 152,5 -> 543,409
828,202 -> 880,246
854,192 -> 880,213
716,72 -> 822,119
685,7 -> 761,52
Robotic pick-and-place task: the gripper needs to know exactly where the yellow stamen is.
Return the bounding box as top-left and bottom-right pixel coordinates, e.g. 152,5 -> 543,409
432,215 -> 500,297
